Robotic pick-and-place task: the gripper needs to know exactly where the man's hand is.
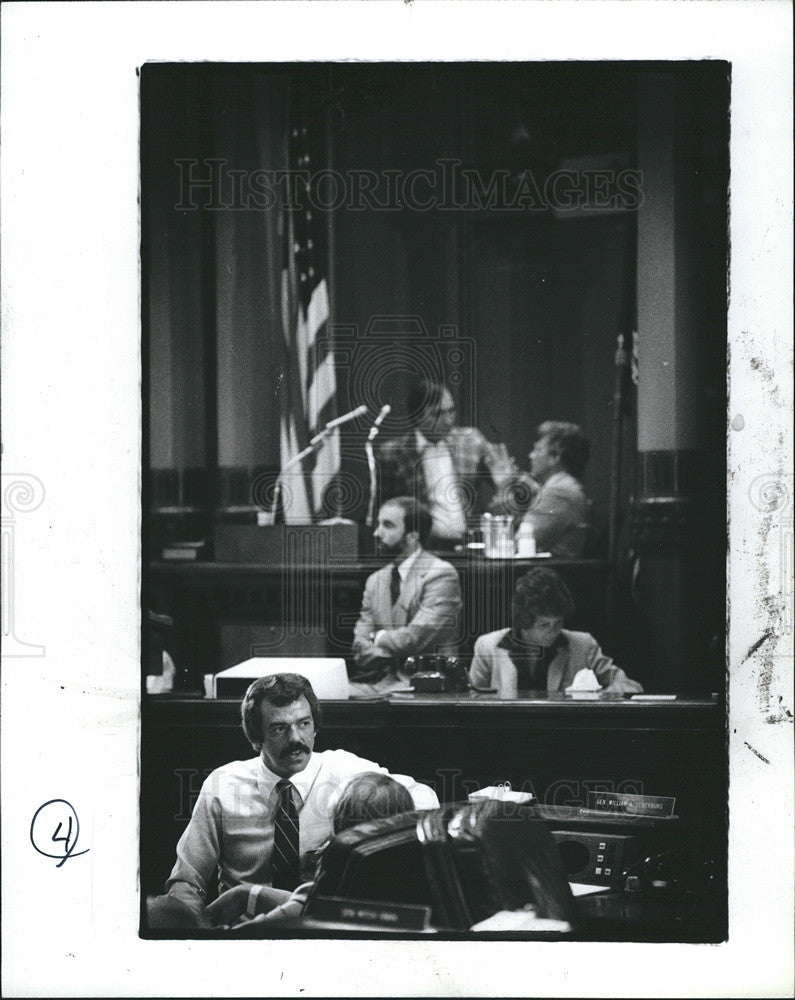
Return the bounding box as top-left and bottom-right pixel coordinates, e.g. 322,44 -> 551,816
353,648 -> 395,669
205,884 -> 251,927
602,677 -> 644,695
484,441 -> 519,487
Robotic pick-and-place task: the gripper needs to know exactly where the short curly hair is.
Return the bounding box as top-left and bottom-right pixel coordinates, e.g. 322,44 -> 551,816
241,673 -> 323,751
511,567 -> 575,630
537,421 -> 590,480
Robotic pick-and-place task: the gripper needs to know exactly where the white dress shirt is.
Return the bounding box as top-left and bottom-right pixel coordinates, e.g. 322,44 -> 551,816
165,749 -> 439,915
416,430 -> 467,539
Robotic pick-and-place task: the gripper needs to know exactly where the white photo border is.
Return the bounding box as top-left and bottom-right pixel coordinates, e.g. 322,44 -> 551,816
1,2 -> 792,997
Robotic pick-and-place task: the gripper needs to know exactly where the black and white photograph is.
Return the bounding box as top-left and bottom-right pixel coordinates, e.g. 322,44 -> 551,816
141,59 -> 730,941
1,3 -> 792,997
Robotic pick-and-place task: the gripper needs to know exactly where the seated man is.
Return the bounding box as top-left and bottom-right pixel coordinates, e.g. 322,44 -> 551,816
350,496 -> 462,697
495,421 -> 591,558
157,673 -> 438,922
378,378 -> 517,547
207,772 -> 415,927
469,567 -> 643,695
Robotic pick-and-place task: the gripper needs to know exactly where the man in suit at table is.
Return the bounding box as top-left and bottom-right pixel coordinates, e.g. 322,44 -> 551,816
377,378 -> 518,549
350,496 -> 463,698
469,567 -> 643,696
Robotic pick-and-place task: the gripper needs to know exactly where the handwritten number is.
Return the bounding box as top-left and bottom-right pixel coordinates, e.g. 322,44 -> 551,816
52,817 -> 73,850
30,800 -> 89,866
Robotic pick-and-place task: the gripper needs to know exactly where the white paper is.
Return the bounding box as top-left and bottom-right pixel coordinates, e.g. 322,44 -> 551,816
1,2 -> 792,999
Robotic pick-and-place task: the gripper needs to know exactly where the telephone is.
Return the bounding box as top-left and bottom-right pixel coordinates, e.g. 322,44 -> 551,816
622,849 -> 725,897
403,655 -> 494,693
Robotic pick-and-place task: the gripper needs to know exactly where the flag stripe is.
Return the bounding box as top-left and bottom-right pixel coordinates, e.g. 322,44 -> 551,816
278,84 -> 338,523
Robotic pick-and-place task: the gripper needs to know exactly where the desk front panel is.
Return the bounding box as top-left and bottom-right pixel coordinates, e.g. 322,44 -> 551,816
141,694 -> 725,898
148,558 -> 611,684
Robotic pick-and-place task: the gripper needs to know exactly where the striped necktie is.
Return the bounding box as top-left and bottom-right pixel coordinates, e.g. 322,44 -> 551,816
271,778 -> 300,890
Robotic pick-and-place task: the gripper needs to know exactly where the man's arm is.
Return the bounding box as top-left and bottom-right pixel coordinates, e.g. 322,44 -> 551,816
489,473 -> 539,518
328,751 -> 441,811
351,575 -> 384,666
468,635 -> 493,689
585,637 -> 644,694
164,780 -> 222,916
522,481 -> 588,554
372,568 -> 462,660
481,438 -> 520,488
390,772 -> 440,809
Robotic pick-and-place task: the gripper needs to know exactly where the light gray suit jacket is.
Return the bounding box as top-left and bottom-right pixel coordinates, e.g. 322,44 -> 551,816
519,471 -> 591,558
352,549 -> 462,675
469,628 -> 643,693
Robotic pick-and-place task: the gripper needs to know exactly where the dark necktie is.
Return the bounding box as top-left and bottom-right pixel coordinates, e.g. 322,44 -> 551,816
390,564 -> 401,606
271,778 -> 300,891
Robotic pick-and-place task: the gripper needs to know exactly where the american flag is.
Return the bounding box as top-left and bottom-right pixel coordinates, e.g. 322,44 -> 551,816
279,88 -> 338,523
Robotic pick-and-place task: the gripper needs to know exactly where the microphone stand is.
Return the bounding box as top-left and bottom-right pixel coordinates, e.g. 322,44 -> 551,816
258,434 -> 329,526
259,406 -> 367,526
365,405 -> 391,527
365,435 -> 378,528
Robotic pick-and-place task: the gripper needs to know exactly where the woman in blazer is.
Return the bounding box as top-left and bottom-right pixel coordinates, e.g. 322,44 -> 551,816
469,567 -> 643,695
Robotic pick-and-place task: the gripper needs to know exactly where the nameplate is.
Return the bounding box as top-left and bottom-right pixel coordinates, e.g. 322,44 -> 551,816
586,791 -> 676,817
309,895 -> 431,930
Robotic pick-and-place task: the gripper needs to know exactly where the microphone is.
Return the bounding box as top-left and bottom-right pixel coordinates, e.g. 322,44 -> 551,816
368,403 -> 392,441
324,404 -> 368,431
310,404 -> 369,446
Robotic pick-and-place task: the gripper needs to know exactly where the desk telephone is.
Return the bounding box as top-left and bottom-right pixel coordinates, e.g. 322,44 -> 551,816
403,654 -> 494,693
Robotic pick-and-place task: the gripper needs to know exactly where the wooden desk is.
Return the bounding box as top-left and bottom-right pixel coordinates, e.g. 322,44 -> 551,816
141,692 -> 725,898
147,557 -> 612,685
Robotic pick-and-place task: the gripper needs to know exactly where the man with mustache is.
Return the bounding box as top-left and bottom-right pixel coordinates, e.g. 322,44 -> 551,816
158,673 -> 438,922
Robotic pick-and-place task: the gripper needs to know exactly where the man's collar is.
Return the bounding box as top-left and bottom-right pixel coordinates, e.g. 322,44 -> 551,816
258,751 -> 322,803
415,428 -> 449,452
396,546 -> 422,579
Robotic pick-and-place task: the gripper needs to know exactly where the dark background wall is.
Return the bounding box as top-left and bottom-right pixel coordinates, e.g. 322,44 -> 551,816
143,63 -> 651,518
142,62 -> 728,691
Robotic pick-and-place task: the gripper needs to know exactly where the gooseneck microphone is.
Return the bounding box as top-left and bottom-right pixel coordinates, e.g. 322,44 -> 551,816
261,406 -> 369,524
368,403 -> 392,441
365,403 -> 392,526
309,405 -> 368,447
325,404 -> 368,431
